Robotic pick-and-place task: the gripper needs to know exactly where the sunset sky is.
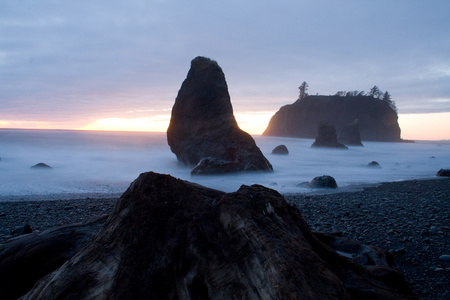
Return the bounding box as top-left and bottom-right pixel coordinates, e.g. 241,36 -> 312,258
1,1 -> 450,140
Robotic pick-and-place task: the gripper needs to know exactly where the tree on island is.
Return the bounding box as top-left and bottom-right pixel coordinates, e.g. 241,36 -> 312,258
382,91 -> 398,113
381,91 -> 391,102
369,85 -> 382,98
314,84 -> 398,114
298,81 -> 309,100
346,90 -> 363,97
335,90 -> 366,97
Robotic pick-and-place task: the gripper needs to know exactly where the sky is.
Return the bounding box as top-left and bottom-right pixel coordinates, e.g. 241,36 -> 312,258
1,1 -> 450,140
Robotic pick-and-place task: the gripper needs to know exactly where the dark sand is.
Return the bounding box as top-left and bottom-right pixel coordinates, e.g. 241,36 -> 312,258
1,178 -> 449,299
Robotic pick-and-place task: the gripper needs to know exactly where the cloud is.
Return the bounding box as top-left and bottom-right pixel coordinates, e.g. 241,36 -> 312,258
1,0 -> 450,130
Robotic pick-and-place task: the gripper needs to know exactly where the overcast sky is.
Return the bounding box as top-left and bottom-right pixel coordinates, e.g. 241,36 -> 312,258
1,1 -> 450,132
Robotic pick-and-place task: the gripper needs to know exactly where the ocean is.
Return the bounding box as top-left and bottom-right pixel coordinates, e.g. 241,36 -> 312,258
0,129 -> 449,201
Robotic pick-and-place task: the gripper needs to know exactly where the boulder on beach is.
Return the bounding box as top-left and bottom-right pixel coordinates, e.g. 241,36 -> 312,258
306,175 -> 338,188
21,172 -> 413,299
339,119 -> 363,146
271,144 -> 289,155
436,169 -> 450,177
167,56 -> 272,174
311,122 -> 348,149
30,163 -> 52,169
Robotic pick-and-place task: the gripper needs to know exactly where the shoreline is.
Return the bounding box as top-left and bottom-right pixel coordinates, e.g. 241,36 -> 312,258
0,175 -> 443,203
0,192 -> 123,203
0,177 -> 449,299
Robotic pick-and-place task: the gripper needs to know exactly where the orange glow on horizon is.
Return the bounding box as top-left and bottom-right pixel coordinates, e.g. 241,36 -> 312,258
234,112 -> 274,135
75,112 -> 274,135
398,112 -> 450,141
1,112 -> 449,140
77,116 -> 170,132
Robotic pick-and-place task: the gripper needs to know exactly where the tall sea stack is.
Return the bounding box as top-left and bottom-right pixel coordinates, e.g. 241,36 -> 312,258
167,56 -> 272,174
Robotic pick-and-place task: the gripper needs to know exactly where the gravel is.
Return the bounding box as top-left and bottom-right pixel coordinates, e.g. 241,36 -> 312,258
1,178 -> 449,299
287,178 -> 450,300
0,198 -> 117,241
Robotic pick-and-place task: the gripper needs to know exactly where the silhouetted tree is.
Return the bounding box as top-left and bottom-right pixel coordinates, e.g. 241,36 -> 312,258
346,90 -> 361,97
382,91 -> 397,113
298,81 -> 309,100
382,91 -> 391,102
335,90 -> 365,97
369,85 -> 382,98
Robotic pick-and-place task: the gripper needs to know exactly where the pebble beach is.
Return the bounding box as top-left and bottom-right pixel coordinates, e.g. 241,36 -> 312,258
0,177 -> 449,299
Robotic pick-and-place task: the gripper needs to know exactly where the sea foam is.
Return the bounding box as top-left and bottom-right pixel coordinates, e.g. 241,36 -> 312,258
0,129 -> 449,200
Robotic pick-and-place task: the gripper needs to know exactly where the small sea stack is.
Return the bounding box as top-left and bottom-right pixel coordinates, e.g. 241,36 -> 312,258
339,119 -> 363,146
311,122 -> 348,149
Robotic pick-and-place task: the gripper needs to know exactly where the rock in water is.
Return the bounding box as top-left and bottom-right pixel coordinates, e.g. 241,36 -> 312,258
271,144 -> 289,155
189,157 -> 239,175
31,163 -> 52,169
23,172 -> 413,299
167,56 -> 272,174
368,161 -> 381,168
436,169 -> 450,177
339,119 -> 363,146
311,122 -> 348,149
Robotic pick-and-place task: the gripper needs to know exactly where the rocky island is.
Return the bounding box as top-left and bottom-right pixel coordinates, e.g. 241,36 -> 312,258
263,95 -> 402,142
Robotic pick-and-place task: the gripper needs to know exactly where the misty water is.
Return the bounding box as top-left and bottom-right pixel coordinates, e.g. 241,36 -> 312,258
0,129 -> 449,201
